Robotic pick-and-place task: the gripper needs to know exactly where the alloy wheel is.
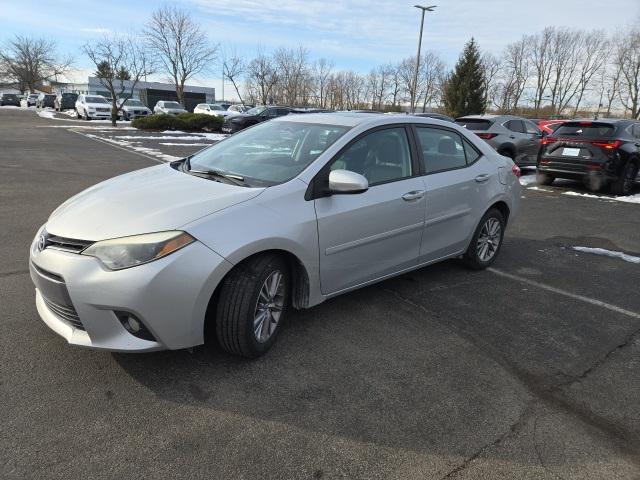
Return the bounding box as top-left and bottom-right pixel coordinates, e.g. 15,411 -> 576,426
476,218 -> 502,262
253,270 -> 285,343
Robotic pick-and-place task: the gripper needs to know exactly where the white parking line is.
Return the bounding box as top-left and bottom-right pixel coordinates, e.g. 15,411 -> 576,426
488,268 -> 640,319
67,129 -> 164,164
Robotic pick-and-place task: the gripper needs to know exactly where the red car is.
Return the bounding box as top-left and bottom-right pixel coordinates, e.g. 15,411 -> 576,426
537,119 -> 566,135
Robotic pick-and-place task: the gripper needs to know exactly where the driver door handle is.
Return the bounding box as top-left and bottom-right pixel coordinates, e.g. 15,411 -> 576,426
475,174 -> 490,183
402,190 -> 425,201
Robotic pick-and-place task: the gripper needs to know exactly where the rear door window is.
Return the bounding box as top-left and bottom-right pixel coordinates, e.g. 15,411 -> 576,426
416,127 -> 467,173
505,120 -> 525,133
554,122 -> 615,139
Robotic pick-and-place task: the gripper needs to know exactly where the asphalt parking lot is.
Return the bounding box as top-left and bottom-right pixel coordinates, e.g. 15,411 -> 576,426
1,107 -> 640,479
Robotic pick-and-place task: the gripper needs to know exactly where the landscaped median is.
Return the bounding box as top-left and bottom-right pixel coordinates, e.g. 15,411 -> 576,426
132,113 -> 224,132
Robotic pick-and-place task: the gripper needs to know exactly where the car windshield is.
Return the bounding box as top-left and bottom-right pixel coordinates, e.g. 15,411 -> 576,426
211,105 -> 224,110
188,121 -> 350,186
86,96 -> 108,104
456,119 -> 492,131
246,106 -> 267,115
3,94 -> 17,99
554,122 -> 615,138
163,102 -> 182,108
125,100 -> 143,106
62,93 -> 76,97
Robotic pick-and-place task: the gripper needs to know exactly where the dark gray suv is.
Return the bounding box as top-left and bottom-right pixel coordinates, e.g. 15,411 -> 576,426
456,115 -> 543,167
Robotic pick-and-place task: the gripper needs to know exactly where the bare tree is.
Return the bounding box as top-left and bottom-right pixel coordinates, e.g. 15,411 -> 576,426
571,32 -> 608,116
0,35 -> 72,93
481,52 -> 500,111
221,50 -> 245,104
529,27 -> 555,113
419,52 -> 446,112
615,25 -> 640,118
548,30 -> 582,114
273,46 -> 309,106
495,38 -> 530,112
145,5 -> 217,106
83,35 -> 153,126
246,52 -> 279,105
313,58 -> 333,108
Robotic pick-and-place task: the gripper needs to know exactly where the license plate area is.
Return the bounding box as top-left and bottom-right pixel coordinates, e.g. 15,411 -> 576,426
562,147 -> 581,157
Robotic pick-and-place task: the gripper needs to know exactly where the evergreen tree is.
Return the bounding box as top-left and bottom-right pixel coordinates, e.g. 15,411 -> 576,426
443,38 -> 486,118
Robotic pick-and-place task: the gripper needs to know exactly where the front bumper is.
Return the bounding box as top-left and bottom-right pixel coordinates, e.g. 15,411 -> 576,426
29,236 -> 233,352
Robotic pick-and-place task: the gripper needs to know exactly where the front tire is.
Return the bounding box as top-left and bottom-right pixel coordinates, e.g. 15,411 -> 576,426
215,254 -> 290,358
463,209 -> 505,270
83,109 -> 90,121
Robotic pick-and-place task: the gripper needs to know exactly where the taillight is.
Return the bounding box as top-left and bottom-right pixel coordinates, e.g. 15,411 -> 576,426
591,139 -> 622,150
511,164 -> 521,177
475,132 -> 497,140
541,136 -> 557,146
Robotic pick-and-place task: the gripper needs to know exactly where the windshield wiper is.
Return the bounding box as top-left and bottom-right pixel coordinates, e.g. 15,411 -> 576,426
183,157 -> 248,186
189,168 -> 247,186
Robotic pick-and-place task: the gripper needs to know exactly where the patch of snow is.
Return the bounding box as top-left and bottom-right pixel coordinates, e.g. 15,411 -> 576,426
563,191 -> 640,204
527,186 -> 553,192
519,174 -> 537,186
159,142 -> 211,146
198,133 -> 228,141
36,108 -> 130,124
84,133 -> 181,162
113,135 -> 209,140
572,246 -> 640,264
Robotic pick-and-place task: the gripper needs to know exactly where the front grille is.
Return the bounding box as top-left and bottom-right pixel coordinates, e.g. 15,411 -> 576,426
42,296 -> 85,330
44,232 -> 93,253
96,108 -> 109,112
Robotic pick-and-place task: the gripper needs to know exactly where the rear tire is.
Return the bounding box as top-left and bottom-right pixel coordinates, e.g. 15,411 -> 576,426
463,209 -> 505,270
610,161 -> 638,196
215,254 -> 290,358
536,171 -> 555,185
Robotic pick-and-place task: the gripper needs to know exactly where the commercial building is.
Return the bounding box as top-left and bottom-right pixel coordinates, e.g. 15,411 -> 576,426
56,77 -> 216,112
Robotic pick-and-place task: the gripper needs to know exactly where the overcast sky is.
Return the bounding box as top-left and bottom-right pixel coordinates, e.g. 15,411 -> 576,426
1,0 -> 638,97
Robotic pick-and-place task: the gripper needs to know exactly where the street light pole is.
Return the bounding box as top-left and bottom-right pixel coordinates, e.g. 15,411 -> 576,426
411,5 -> 436,114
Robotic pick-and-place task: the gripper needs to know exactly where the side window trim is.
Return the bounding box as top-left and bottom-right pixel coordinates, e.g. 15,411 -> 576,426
306,124 -> 418,200
412,124 -> 479,175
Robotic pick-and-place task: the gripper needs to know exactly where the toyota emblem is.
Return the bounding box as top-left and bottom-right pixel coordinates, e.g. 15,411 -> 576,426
37,234 -> 46,252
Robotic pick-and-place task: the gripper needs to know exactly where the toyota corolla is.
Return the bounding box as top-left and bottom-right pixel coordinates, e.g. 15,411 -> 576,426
29,113 -> 521,358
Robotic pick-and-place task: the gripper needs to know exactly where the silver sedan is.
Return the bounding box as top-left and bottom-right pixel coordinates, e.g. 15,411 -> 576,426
29,113 -> 521,357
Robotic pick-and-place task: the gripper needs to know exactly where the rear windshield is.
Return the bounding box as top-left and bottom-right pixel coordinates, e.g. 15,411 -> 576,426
455,119 -> 492,131
554,122 -> 615,139
3,94 -> 18,99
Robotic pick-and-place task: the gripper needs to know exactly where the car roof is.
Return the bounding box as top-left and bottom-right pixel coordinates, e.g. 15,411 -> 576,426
456,114 -> 526,121
274,111 -> 464,129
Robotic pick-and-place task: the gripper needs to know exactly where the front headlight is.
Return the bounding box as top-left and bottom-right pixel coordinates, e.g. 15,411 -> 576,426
81,231 -> 195,270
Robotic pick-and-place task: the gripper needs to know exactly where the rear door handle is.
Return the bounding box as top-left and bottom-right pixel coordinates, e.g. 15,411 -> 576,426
475,174 -> 490,183
402,190 -> 425,201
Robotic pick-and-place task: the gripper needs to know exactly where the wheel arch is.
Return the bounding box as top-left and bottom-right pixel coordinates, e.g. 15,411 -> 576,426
203,248 -> 312,343
489,200 -> 510,224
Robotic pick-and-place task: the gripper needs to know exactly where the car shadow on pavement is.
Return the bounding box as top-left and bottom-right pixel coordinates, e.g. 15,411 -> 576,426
112,260 -> 538,464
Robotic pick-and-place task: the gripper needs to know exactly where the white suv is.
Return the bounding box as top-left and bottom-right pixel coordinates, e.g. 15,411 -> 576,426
154,101 -> 188,116
75,95 -> 111,121
193,103 -> 233,118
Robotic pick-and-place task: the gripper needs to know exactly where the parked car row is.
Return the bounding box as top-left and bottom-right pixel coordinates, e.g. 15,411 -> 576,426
453,114 -> 639,195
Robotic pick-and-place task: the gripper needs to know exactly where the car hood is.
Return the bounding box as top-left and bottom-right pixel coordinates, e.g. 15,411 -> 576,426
46,164 -> 264,241
85,103 -> 110,108
122,105 -> 150,111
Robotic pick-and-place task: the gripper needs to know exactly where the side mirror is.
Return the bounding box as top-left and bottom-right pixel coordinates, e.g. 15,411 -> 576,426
328,169 -> 369,194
